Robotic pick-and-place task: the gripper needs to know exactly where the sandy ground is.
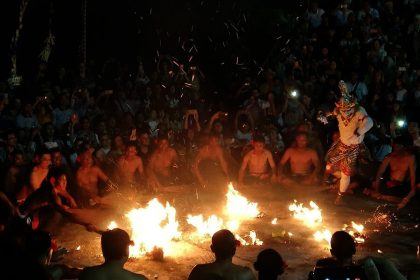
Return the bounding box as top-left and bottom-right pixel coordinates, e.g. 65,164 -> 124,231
53,183 -> 420,280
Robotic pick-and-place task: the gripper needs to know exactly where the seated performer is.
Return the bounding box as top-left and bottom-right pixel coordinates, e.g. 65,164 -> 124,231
238,135 -> 276,187
20,170 -> 97,230
278,132 -> 321,187
30,150 -> 52,193
366,136 -> 416,209
147,135 -> 178,190
192,133 -> 229,189
16,149 -> 51,204
117,141 -> 144,188
75,149 -> 117,207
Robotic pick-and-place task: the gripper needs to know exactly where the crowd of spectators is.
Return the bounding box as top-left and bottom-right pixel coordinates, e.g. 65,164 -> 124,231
1,0 -> 420,279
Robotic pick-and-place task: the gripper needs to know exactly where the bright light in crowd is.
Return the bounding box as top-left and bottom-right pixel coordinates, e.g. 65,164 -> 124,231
397,120 -> 405,128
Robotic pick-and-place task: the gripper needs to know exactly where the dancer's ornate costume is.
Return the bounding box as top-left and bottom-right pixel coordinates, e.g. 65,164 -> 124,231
320,81 -> 373,204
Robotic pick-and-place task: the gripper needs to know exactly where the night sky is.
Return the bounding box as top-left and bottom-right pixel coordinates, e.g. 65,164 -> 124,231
0,0 -> 319,88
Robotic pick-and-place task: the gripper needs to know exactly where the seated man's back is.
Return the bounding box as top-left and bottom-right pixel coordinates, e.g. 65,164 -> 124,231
188,229 -> 255,280
313,257 -> 366,280
189,261 -> 254,280
80,262 -> 147,280
80,228 -> 148,280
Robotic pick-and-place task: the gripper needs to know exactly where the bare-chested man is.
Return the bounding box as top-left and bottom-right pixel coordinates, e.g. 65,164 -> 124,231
238,135 -> 276,187
21,170 -> 99,231
192,133 -> 229,188
30,151 -> 51,192
278,132 -> 321,186
147,135 -> 178,189
4,150 -> 25,199
21,171 -> 78,216
117,141 -> 144,186
76,149 -> 112,207
17,149 -> 51,203
367,136 -> 416,209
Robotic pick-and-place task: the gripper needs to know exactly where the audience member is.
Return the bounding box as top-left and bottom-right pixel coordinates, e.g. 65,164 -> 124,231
188,229 -> 255,280
254,248 -> 286,280
79,228 -> 147,280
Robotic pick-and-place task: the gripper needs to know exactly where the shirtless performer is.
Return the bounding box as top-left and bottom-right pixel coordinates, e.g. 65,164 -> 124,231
192,133 -> 229,188
21,170 -> 98,231
319,81 -> 373,204
76,149 -> 116,207
117,141 -> 144,187
30,151 -> 52,192
21,171 -> 78,216
238,135 -> 276,187
366,136 -> 416,209
16,150 -> 52,204
147,135 -> 178,190
278,132 -> 321,186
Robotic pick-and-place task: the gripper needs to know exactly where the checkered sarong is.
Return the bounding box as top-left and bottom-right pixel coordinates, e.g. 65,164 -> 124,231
326,140 -> 370,176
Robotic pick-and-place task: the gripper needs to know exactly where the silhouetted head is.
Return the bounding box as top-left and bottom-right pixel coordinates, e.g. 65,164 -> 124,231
211,229 -> 237,260
254,248 -> 286,280
330,231 -> 356,261
101,228 -> 134,262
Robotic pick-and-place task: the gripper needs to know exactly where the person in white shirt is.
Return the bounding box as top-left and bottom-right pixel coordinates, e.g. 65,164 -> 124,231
408,122 -> 420,148
16,103 -> 38,130
306,1 -> 325,29
335,2 -> 353,27
394,78 -> 408,103
53,95 -> 74,129
346,72 -> 368,103
357,1 -> 380,22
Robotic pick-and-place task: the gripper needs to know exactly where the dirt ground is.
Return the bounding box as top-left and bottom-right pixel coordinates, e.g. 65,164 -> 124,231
53,182 -> 420,280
